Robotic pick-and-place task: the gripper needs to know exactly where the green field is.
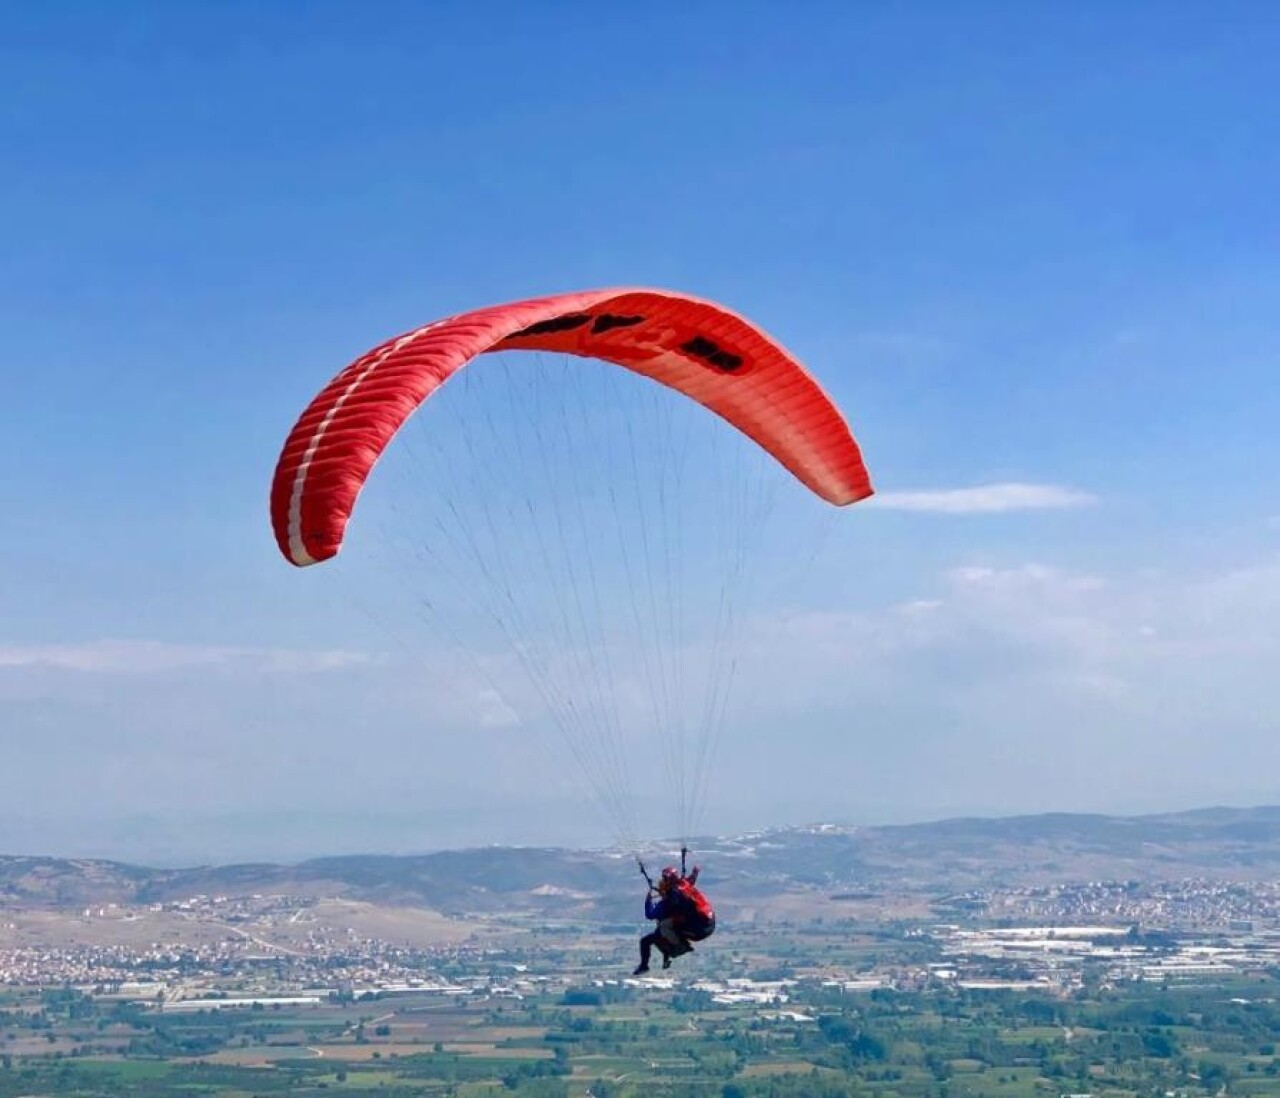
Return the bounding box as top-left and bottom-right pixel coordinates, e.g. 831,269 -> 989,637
3,970 -> 1279,1097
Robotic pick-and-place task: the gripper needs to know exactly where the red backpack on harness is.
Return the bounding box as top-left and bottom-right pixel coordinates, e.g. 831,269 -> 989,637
675,879 -> 716,940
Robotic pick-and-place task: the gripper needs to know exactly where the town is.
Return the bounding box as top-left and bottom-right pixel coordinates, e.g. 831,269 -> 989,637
4,877 -> 1279,1007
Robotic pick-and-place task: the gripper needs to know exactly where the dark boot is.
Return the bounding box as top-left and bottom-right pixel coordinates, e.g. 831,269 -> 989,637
634,933 -> 656,975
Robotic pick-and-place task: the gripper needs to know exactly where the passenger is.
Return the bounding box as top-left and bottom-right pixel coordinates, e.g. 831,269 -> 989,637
634,863 -> 715,975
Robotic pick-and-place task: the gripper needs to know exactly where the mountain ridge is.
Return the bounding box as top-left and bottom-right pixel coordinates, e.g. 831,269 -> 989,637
2,805 -> 1279,914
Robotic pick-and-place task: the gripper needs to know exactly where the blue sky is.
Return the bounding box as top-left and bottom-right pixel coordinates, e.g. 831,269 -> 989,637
2,2 -> 1278,862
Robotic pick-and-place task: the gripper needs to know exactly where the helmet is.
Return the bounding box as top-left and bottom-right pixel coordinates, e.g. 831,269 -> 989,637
660,866 -> 680,887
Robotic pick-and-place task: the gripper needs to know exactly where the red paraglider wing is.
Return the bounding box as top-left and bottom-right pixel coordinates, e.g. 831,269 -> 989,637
270,287 -> 873,566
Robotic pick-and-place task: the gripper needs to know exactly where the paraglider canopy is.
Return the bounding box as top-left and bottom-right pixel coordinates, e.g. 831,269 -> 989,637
270,287 -> 873,569
268,287 -> 874,849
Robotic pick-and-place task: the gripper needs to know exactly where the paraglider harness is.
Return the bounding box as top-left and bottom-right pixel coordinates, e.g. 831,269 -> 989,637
638,847 -> 716,941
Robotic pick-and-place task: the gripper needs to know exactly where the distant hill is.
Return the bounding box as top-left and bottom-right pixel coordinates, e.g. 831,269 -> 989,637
2,805 -> 1278,915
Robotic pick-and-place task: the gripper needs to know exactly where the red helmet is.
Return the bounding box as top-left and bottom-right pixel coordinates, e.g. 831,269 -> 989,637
660,866 -> 680,886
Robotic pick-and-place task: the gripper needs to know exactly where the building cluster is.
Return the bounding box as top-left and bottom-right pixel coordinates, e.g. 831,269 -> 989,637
920,921 -> 1280,993
955,878 -> 1280,929
0,891 -> 494,994
3,877 -> 1279,1008
0,941 -> 470,996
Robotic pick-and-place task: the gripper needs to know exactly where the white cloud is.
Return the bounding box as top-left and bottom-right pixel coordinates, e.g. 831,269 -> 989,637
717,556 -> 1280,796
5,555 -> 1279,842
946,562 -> 1105,601
0,639 -> 371,675
866,482 -> 1098,514
475,687 -> 521,729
